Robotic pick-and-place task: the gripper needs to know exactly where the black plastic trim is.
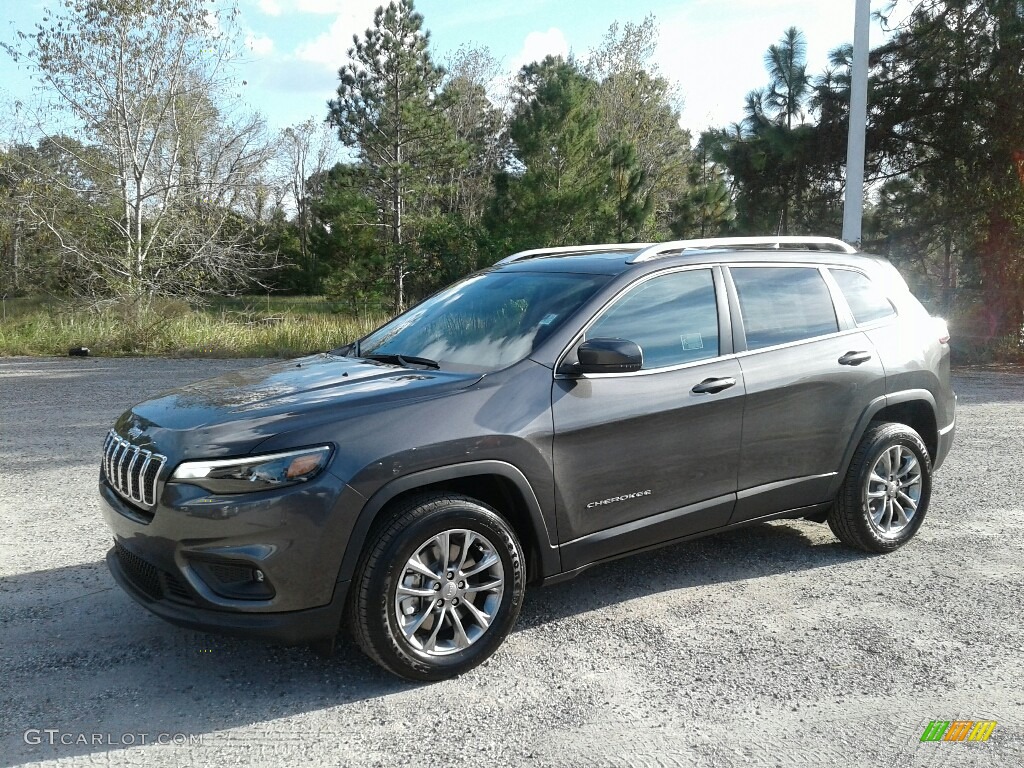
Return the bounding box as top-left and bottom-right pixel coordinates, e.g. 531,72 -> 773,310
336,460 -> 561,585
107,547 -> 347,644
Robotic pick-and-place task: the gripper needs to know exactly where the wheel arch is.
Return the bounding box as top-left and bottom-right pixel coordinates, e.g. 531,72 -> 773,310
337,461 -> 560,588
830,389 -> 938,498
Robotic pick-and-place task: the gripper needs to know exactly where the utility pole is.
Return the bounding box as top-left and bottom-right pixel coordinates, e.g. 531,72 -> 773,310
842,0 -> 870,247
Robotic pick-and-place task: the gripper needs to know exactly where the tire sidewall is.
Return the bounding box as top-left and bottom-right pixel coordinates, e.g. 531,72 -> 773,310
855,427 -> 932,550
368,499 -> 525,680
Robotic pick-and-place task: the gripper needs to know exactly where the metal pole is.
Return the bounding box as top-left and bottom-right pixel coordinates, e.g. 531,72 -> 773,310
842,0 -> 870,247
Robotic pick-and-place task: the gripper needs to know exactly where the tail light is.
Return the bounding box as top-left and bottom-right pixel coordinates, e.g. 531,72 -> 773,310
932,317 -> 950,344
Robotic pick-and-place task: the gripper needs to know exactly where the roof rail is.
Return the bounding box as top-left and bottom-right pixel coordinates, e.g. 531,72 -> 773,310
628,236 -> 857,263
496,243 -> 653,266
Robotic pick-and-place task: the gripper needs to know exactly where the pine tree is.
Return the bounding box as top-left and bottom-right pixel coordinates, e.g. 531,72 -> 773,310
327,0 -> 448,310
489,56 -> 608,250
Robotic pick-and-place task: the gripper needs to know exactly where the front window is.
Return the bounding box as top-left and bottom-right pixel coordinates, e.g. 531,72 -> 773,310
357,271 -> 610,372
584,268 -> 720,369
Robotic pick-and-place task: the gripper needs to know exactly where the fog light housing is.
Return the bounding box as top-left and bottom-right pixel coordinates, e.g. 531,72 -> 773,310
191,560 -> 276,600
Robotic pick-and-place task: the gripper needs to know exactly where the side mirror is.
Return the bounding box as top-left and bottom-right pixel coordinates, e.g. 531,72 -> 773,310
573,338 -> 643,374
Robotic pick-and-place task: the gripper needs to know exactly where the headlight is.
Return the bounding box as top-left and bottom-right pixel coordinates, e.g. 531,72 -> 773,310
170,445 -> 333,494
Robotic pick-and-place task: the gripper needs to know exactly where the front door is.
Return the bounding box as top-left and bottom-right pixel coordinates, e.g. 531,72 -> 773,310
551,267 -> 744,569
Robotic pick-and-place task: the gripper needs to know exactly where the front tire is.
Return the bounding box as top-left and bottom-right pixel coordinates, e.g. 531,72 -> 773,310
828,422 -> 932,553
348,494 -> 526,681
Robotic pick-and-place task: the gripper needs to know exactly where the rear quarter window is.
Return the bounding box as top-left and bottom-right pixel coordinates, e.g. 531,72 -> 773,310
731,266 -> 839,351
829,268 -> 897,325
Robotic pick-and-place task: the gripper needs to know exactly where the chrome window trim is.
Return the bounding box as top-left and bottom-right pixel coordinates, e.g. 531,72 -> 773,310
564,352 -> 742,379
732,325 -> 869,358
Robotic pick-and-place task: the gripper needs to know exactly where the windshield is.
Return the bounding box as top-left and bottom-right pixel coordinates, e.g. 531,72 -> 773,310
357,270 -> 609,372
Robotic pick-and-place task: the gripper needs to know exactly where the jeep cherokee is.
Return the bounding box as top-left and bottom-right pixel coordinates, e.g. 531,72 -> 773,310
98,236 -> 956,680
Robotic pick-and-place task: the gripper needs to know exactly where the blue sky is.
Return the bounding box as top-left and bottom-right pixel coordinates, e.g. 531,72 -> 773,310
1,0 -> 916,137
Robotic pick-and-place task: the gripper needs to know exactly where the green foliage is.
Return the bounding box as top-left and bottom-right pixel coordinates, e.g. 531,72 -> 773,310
586,17 -> 691,238
870,0 -> 1024,336
710,27 -> 837,236
6,1 -> 1021,363
328,0 -> 455,309
487,56 -> 611,250
671,134 -> 736,238
311,163 -> 389,305
438,47 -> 511,225
608,139 -> 654,241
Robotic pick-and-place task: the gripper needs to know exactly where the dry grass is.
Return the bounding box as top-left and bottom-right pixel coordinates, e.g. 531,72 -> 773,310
0,297 -> 390,358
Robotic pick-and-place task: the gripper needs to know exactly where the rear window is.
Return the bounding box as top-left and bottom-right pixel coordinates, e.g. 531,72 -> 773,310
830,268 -> 896,325
731,266 -> 839,350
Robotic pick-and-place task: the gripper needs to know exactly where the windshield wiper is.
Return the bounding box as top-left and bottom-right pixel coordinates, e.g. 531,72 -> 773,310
361,353 -> 440,370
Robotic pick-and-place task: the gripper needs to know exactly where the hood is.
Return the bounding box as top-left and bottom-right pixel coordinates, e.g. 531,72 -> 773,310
114,354 -> 482,458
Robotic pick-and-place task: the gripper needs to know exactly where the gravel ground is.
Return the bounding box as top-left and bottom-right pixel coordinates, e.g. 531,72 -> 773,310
0,357 -> 1022,768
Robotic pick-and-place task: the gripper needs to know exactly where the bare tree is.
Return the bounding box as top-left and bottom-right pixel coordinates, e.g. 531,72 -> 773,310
3,0 -> 275,303
441,46 -> 511,224
277,119 -> 338,291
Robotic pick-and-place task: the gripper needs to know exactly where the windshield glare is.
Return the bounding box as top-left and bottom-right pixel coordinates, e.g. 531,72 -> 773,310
358,271 -> 609,372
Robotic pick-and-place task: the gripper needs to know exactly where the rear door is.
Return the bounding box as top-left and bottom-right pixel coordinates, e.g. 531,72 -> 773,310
726,264 -> 886,523
551,266 -> 744,568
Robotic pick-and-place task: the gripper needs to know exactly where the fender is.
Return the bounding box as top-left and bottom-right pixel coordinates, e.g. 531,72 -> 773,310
829,388 -> 937,497
335,460 -> 561,586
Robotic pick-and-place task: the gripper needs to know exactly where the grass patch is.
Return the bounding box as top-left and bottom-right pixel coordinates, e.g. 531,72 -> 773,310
0,297 -> 391,358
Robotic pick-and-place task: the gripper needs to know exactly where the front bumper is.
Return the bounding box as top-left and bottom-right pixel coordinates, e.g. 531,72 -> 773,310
106,545 -> 349,644
99,470 -> 365,644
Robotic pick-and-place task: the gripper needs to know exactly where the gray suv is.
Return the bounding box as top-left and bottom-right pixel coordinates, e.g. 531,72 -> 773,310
98,236 -> 956,680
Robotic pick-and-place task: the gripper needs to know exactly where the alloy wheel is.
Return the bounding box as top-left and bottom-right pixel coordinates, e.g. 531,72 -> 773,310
864,444 -> 923,539
393,529 -> 505,657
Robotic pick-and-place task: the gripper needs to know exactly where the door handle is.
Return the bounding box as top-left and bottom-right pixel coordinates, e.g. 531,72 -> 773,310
691,376 -> 736,394
838,350 -> 872,366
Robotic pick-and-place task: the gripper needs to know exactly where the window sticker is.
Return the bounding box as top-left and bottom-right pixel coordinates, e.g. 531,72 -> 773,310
539,313 -> 559,326
680,332 -> 704,351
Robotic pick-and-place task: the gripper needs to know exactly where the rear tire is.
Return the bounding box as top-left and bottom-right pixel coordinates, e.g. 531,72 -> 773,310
828,422 -> 932,553
348,493 -> 526,681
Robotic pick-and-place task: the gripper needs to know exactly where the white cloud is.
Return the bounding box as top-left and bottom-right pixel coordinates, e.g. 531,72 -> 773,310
294,0 -> 350,13
509,28 -> 569,74
656,0 -> 915,135
254,0 -> 348,15
246,32 -> 275,56
257,0 -> 282,16
293,1 -> 381,70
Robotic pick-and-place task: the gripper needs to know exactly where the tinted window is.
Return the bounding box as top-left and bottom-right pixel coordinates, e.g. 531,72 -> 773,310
731,267 -> 838,350
359,271 -> 609,372
586,269 -> 719,369
830,268 -> 896,325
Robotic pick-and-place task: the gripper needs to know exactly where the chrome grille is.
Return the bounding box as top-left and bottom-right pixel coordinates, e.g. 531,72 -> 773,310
102,430 -> 166,508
